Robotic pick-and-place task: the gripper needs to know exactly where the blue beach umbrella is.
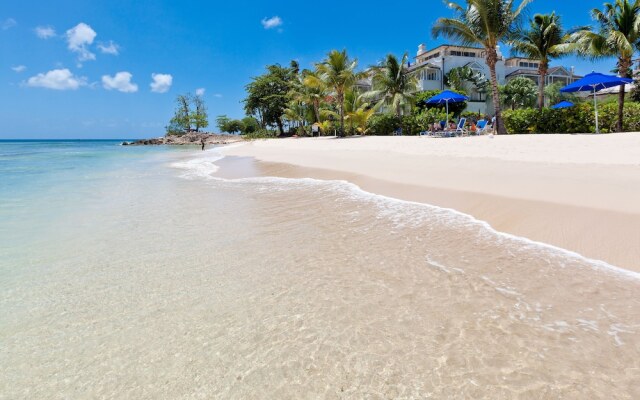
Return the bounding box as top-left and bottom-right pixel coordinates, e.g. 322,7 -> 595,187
550,100 -> 574,109
426,90 -> 469,125
561,72 -> 632,133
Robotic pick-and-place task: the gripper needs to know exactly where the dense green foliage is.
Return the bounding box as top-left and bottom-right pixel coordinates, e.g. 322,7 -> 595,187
366,114 -> 401,135
241,117 -> 261,134
544,83 -> 579,106
363,53 -> 418,116
244,64 -> 298,135
501,77 -> 538,110
313,50 -> 361,136
366,109 -> 450,136
502,107 -> 591,134
503,102 -> 640,133
217,115 -> 258,134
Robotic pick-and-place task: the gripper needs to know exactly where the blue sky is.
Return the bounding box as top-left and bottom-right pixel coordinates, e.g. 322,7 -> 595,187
0,0 -> 622,138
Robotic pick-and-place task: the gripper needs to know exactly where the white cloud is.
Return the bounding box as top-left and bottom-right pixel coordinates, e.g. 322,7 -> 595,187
66,22 -> 97,62
2,18 -> 17,30
102,71 -> 138,93
11,65 -> 26,73
195,88 -> 205,96
98,40 -> 119,55
26,68 -> 87,90
150,73 -> 172,93
213,93 -> 223,98
261,16 -> 282,29
35,25 -> 56,39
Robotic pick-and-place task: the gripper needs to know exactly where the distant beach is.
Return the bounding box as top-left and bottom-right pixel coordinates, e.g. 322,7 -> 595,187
223,133 -> 640,272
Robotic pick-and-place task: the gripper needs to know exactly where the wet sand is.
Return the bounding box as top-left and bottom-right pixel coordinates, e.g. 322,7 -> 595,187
222,135 -> 640,272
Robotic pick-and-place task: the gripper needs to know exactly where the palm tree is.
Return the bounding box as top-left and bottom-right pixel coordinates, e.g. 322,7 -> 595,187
565,0 -> 640,132
343,89 -> 375,135
432,0 -> 532,135
300,70 -> 328,124
363,53 -> 419,117
313,50 -> 360,136
511,13 -> 567,110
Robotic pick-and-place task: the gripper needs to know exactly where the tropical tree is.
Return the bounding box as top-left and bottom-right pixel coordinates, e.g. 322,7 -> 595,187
565,0 -> 640,131
312,50 -> 360,136
241,116 -> 260,134
216,115 -> 231,132
302,70 -> 329,123
244,64 -> 297,135
166,93 -> 192,135
544,82 -> 579,105
501,77 -> 538,109
190,93 -> 209,132
216,115 -> 244,134
511,12 -> 568,109
432,0 -> 532,134
363,53 -> 419,117
285,70 -> 326,128
343,89 -> 375,134
283,101 -> 308,132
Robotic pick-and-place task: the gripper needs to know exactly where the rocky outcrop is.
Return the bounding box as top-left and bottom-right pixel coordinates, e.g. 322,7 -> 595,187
125,132 -> 244,146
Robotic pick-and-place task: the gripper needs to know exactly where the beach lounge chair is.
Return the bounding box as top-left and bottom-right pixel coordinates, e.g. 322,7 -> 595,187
442,118 -> 467,137
455,118 -> 467,136
475,120 -> 488,135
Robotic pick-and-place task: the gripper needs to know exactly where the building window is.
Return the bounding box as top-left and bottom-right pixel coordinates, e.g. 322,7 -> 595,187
424,52 -> 440,61
450,50 -> 476,57
519,61 -> 539,69
427,71 -> 437,80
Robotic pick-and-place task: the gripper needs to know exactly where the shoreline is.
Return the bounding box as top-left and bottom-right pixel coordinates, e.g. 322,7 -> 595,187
219,135 -> 640,272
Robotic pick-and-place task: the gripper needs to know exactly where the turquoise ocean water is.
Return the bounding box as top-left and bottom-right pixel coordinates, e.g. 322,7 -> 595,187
0,140 -> 172,263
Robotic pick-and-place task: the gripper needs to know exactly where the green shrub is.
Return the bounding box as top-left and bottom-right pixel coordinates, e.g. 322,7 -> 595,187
367,114 -> 401,135
598,102 -> 640,133
242,129 -> 277,139
241,117 -> 260,134
502,108 -> 538,133
502,104 -> 594,134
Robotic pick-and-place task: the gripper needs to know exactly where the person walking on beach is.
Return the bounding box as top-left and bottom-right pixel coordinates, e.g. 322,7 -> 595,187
201,138 -> 205,151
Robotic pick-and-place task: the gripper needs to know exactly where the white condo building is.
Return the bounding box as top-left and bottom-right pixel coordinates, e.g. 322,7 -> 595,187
403,43 -> 583,115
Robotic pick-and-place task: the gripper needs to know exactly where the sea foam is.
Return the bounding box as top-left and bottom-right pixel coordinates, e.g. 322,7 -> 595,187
171,146 -> 640,281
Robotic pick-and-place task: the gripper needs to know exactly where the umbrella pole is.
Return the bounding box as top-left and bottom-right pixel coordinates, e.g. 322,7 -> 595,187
446,100 -> 449,128
593,86 -> 599,134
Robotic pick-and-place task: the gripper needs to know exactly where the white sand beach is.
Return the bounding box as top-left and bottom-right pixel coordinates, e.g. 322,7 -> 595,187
223,133 -> 640,272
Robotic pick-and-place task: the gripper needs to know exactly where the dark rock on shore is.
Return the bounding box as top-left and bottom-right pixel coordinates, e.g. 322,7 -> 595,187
127,132 -> 244,146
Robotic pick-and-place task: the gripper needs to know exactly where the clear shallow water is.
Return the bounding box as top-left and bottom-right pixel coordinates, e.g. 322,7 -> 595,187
1,141 -> 639,399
